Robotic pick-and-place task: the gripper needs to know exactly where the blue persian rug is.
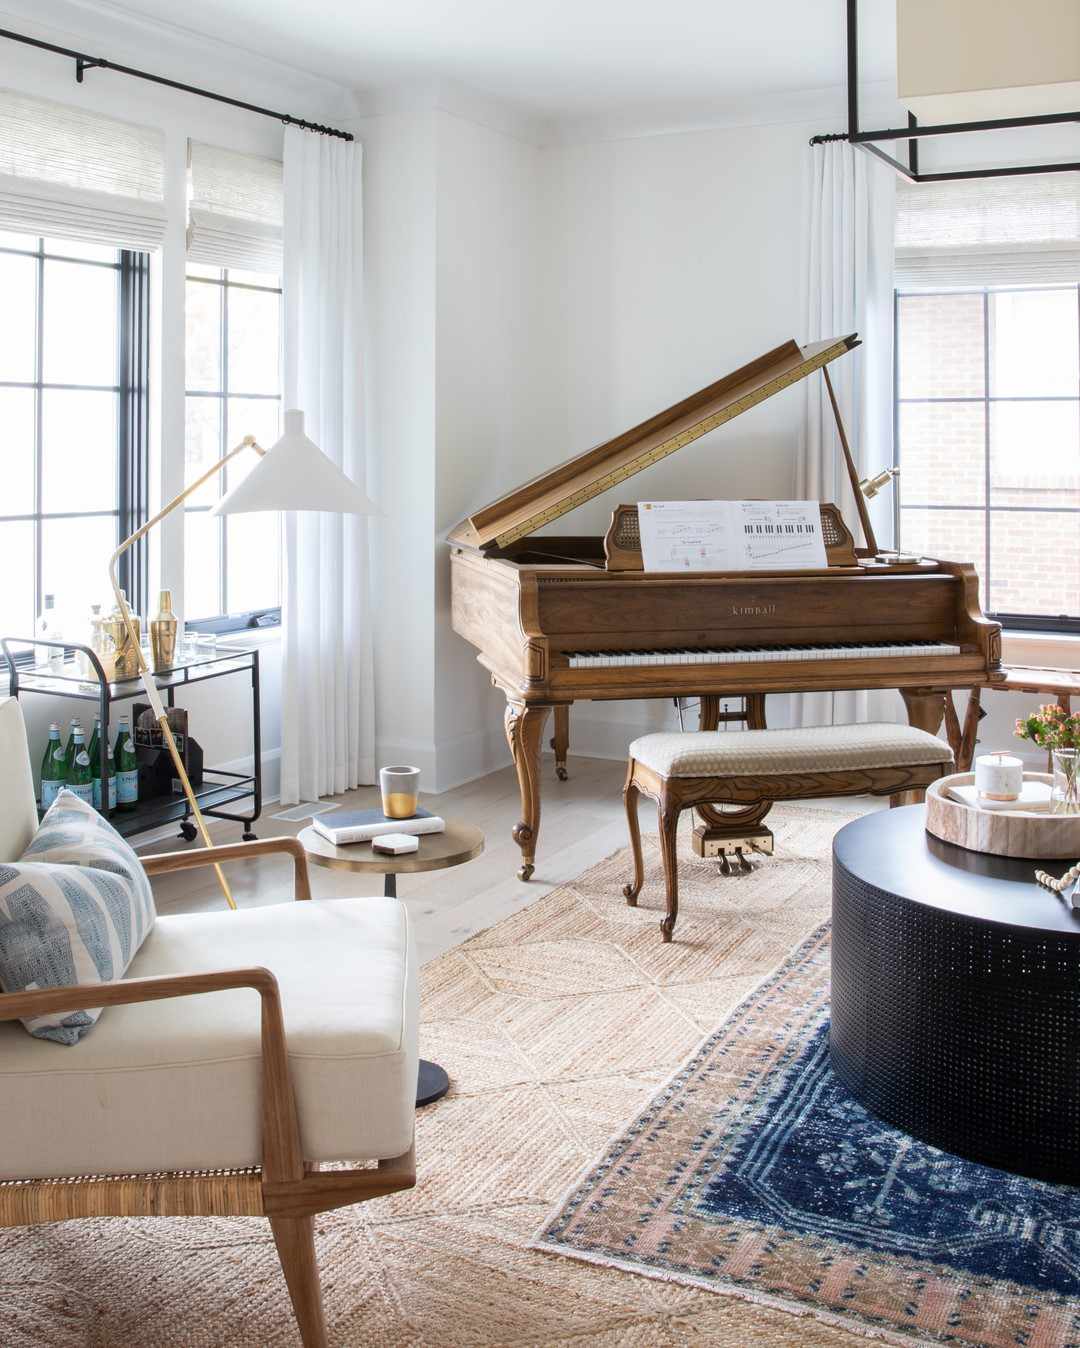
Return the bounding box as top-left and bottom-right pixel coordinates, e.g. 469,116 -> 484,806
534,925 -> 1080,1347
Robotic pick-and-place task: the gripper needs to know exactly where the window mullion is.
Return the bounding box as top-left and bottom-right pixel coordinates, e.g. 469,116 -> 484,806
33,238 -> 44,623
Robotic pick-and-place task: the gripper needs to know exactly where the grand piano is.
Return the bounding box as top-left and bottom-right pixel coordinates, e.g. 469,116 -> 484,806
449,335 -> 1003,879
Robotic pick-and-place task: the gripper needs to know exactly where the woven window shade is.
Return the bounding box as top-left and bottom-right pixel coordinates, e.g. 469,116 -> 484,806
0,87 -> 166,250
896,173 -> 1080,290
187,142 -> 282,272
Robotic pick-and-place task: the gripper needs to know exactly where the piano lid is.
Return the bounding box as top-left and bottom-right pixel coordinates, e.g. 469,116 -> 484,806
449,334 -> 860,551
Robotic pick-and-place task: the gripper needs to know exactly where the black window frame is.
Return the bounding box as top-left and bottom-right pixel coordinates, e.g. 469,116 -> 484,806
0,235 -> 150,664
894,282 -> 1080,636
183,265 -> 282,635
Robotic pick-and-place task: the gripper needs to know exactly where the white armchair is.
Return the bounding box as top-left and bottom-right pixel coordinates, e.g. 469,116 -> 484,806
0,697 -> 418,1347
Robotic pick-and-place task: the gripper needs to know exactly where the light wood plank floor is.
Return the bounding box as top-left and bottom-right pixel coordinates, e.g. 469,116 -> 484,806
145,756 -> 884,966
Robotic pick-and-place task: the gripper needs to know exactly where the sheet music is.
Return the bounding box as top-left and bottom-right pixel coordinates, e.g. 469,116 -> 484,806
637,500 -> 828,572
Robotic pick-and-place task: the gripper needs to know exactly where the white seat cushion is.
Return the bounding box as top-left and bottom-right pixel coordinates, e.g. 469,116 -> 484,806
630,722 -> 953,778
0,897 -> 417,1179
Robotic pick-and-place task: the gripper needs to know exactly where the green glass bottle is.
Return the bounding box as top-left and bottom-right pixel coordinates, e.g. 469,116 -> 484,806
114,715 -> 139,811
65,725 -> 94,805
63,718 -> 80,775
40,723 -> 66,810
88,717 -> 116,813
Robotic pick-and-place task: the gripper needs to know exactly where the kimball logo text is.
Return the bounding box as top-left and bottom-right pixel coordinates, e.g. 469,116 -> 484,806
732,604 -> 777,617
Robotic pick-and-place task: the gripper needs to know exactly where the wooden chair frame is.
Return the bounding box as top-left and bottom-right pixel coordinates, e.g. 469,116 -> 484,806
0,837 -> 416,1348
623,757 -> 950,943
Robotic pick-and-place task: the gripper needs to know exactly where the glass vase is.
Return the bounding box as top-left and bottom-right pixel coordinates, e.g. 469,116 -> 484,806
1051,748 -> 1080,815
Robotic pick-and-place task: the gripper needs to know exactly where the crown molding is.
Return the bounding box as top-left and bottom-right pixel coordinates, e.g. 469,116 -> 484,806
349,78 -> 553,148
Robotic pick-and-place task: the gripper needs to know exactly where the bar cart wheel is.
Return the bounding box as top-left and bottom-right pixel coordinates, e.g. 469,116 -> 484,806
179,822 -> 198,842
242,829 -> 258,841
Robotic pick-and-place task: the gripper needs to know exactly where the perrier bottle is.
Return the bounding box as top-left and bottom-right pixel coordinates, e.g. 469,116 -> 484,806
114,715 -> 139,811
40,723 -> 66,809
65,725 -> 94,805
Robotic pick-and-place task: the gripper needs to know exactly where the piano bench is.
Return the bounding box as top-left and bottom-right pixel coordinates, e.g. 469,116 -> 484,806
622,722 -> 953,942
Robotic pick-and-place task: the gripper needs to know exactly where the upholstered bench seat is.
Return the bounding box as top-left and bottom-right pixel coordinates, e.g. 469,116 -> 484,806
624,720 -> 953,942
0,896 -> 418,1180
629,722 -> 952,778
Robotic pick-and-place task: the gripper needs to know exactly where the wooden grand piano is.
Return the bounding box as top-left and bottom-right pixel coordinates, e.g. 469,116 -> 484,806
449,335 -> 1003,879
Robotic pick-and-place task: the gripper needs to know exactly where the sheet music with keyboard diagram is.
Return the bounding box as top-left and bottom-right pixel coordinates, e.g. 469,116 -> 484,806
638,500 -> 828,572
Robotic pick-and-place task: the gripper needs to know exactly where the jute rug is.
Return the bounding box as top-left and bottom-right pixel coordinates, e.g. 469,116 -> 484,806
536,924 -> 1080,1348
0,804 -> 870,1347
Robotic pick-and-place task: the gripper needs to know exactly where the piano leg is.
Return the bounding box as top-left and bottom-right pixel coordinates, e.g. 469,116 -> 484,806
550,705 -> 570,782
505,701 -> 551,881
900,688 -> 947,736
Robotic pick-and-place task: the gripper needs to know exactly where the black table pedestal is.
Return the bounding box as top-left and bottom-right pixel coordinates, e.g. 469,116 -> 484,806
831,807 -> 1080,1185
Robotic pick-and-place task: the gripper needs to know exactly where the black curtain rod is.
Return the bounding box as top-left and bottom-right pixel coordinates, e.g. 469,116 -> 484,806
0,27 -> 354,141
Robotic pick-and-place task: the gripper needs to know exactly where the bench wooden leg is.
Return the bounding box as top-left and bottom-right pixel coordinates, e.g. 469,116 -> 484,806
623,763 -> 644,907
657,800 -> 681,943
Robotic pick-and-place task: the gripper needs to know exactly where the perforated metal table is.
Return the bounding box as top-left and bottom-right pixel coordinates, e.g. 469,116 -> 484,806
831,806 -> 1080,1184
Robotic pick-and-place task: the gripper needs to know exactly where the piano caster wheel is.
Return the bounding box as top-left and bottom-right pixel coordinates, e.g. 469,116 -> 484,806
623,884 -> 639,907
518,863 -> 535,882
660,917 -> 675,943
555,765 -> 568,782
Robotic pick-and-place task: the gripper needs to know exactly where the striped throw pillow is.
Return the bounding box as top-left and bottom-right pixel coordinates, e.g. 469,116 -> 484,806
0,790 -> 156,1044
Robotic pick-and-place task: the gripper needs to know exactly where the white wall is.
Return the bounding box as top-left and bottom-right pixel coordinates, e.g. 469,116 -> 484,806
433,109 -> 555,788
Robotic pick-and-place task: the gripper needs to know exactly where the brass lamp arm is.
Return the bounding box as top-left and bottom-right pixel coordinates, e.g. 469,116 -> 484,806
107,436 -> 267,910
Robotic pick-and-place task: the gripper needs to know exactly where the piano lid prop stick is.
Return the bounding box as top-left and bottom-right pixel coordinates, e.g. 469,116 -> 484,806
822,365 -> 879,556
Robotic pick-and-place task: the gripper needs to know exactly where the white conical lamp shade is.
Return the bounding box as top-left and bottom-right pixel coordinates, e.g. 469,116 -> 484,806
211,410 -> 377,516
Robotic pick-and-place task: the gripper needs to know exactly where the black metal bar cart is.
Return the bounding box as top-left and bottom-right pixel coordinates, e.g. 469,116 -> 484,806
2,638 -> 262,843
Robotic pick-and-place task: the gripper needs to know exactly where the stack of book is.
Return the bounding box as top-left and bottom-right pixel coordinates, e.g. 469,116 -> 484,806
311,807 -> 445,846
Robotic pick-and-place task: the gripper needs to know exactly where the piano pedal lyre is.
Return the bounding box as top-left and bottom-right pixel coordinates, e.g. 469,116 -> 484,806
692,824 -> 774,876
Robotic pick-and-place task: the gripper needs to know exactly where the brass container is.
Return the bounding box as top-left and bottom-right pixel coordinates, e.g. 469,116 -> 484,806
150,589 -> 179,672
108,597 -> 141,680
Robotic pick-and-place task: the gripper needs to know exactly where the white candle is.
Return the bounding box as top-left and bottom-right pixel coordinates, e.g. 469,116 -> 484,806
974,751 -> 1023,802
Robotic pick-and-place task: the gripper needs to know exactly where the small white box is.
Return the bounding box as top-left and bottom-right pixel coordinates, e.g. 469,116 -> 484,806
371,833 -> 420,855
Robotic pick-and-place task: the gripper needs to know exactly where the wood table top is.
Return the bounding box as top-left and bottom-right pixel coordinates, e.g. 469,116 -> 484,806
297,819 -> 484,875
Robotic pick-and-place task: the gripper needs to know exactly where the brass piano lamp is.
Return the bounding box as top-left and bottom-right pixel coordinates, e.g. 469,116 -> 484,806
108,411 -> 376,909
859,464 -> 918,566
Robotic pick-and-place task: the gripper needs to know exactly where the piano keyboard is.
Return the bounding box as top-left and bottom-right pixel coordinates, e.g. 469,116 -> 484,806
566,640 -> 962,669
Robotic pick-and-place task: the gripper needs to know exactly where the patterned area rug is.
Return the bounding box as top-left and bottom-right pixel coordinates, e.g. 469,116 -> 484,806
536,925 -> 1080,1348
0,804 -> 884,1347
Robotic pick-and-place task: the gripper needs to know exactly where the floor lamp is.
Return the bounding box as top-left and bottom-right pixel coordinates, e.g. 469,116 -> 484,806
109,410 -> 376,909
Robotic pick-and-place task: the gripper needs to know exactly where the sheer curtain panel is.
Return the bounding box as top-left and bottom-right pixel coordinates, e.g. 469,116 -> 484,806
795,140 -> 896,727
279,127 -> 374,802
0,88 -> 165,249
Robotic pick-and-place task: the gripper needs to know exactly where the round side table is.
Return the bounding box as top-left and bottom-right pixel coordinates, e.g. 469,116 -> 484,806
298,818 -> 484,1108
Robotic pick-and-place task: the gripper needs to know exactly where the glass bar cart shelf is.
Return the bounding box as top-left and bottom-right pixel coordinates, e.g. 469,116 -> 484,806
2,637 -> 262,843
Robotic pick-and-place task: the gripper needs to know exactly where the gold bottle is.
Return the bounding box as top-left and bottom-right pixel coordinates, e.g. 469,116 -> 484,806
150,589 -> 178,672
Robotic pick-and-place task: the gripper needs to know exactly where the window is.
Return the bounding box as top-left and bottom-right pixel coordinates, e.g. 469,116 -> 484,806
184,264 -> 282,629
896,285 -> 1080,633
0,231 -> 149,653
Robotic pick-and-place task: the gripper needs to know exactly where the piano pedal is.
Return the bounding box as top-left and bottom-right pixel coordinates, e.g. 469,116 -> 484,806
693,825 -> 775,874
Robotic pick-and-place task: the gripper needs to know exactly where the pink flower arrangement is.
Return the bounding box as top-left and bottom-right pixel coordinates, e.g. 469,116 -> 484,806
1014,702 -> 1080,751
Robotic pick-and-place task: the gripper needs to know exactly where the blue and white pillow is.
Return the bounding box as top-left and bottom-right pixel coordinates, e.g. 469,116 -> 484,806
0,790 -> 156,1044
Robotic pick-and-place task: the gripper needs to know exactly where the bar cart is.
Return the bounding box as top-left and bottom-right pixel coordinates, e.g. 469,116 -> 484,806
2,637 -> 262,843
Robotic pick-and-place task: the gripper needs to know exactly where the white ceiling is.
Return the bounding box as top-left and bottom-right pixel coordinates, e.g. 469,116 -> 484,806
98,0 -> 897,120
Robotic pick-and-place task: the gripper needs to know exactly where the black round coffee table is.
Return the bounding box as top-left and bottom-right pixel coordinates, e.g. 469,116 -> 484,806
831,806 -> 1080,1184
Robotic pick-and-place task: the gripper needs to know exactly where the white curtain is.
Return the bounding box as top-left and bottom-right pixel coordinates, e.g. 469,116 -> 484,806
279,126 -> 374,802
794,140 -> 896,728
